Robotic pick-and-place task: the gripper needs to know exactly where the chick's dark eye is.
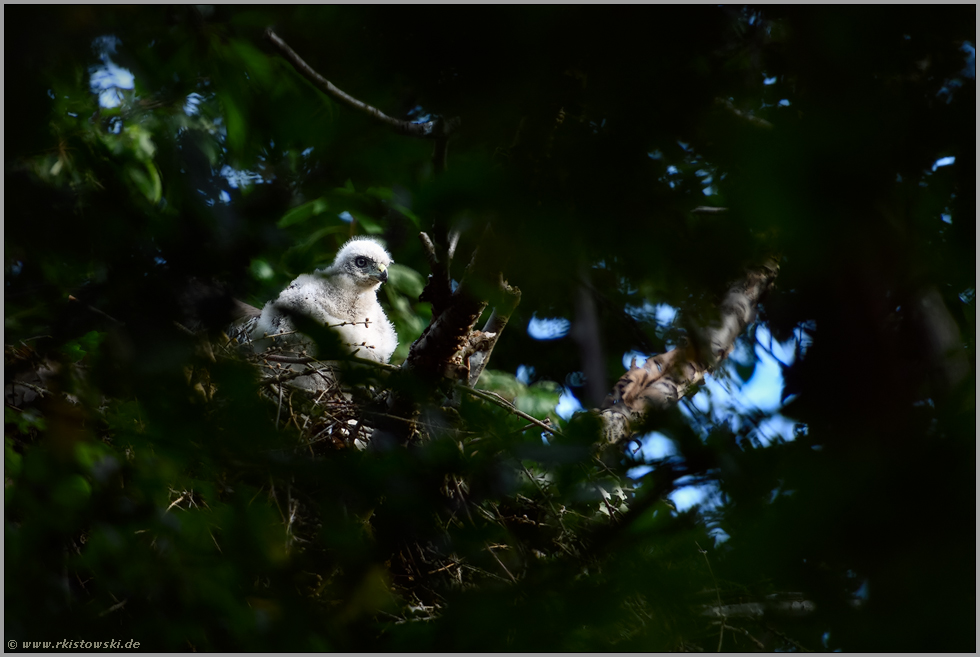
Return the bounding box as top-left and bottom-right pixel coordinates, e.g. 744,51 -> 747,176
354,256 -> 369,268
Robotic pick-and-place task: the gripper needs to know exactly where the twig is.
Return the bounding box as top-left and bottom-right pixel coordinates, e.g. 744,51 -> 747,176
269,479 -> 286,524
378,610 -> 405,624
484,541 -> 518,583
519,463 -> 568,535
714,97 -> 773,130
697,542 -> 726,652
285,489 -> 298,554
12,381 -> 49,399
450,478 -> 517,583
452,478 -> 475,525
427,561 -> 461,576
600,493 -> 621,519
165,492 -> 188,513
173,321 -> 196,337
711,622 -> 765,651
265,29 -> 459,140
209,528 -> 223,554
68,295 -> 124,326
275,382 -> 284,429
590,455 -> 621,480
287,390 -> 303,433
759,622 -> 812,652
262,367 -> 319,387
459,385 -> 561,438
98,598 -> 128,617
17,335 -> 52,344
349,355 -> 400,372
263,354 -> 315,364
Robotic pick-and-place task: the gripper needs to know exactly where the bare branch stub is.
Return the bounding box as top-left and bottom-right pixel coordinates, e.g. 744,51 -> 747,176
573,268 -> 607,407
265,28 -> 459,142
467,275 -> 521,387
691,206 -> 729,215
418,232 -> 453,319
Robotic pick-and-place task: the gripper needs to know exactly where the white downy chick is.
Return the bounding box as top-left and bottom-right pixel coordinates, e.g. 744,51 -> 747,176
251,236 -> 398,364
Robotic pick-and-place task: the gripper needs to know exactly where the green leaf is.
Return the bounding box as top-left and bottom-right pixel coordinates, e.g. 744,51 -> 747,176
299,226 -> 347,250
5,407 -> 47,433
228,38 -> 274,86
62,342 -> 86,362
5,438 -> 22,479
478,369 -> 527,402
393,204 -> 422,228
74,441 -> 110,470
50,474 -> 92,509
386,263 -> 425,298
250,258 -> 275,281
350,211 -> 384,234
366,186 -> 393,201
61,330 -> 104,362
127,164 -> 163,204
277,197 -> 329,228
220,93 -> 247,155
515,381 -> 561,420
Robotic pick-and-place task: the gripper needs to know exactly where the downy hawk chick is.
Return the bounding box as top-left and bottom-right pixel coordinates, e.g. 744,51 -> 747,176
247,237 -> 398,374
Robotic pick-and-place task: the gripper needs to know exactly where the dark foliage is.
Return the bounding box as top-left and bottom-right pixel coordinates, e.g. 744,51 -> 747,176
5,6 -> 974,651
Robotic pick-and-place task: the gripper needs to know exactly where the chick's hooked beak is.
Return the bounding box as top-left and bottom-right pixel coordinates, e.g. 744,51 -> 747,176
376,262 -> 388,283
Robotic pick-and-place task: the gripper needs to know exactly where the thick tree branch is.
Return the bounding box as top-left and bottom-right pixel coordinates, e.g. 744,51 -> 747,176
572,269 -> 607,407
910,286 -> 970,394
403,267 -> 488,382
405,228 -> 521,396
600,258 -> 779,443
265,28 -> 460,141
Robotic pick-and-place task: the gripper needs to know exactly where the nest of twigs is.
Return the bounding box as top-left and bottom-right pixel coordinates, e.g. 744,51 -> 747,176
4,327 -> 636,636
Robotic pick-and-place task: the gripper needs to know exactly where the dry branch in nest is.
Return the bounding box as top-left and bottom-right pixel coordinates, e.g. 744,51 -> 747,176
220,332 -> 392,452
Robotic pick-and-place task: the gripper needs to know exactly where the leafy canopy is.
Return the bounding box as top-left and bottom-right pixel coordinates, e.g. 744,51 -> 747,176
5,6 -> 974,652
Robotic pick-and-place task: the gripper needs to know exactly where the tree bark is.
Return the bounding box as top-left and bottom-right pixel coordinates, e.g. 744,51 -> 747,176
600,259 -> 779,444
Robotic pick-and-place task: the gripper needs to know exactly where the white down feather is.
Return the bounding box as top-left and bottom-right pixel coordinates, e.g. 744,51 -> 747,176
250,237 -> 398,366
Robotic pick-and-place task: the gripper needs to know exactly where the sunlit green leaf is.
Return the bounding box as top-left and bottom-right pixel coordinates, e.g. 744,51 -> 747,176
477,369 -> 526,401
250,258 -> 275,281
515,381 -> 561,420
